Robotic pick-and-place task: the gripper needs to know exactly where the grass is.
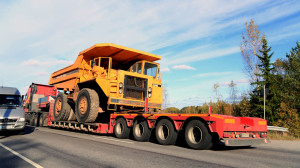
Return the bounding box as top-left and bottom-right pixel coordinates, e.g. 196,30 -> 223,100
268,131 -> 300,140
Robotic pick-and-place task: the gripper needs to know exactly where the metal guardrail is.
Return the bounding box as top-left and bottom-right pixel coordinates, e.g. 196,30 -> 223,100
267,126 -> 289,132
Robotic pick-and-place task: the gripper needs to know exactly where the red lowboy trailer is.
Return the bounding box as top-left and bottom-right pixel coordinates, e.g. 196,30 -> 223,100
49,103 -> 268,150
24,83 -> 268,150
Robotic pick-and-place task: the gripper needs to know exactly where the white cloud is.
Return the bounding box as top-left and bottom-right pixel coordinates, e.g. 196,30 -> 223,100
0,0 -> 299,108
164,46 -> 240,66
161,68 -> 170,72
36,72 -> 48,76
194,71 -> 234,78
22,59 -> 73,66
172,65 -> 196,70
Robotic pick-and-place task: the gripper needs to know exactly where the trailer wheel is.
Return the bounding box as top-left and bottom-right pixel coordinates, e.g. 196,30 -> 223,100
114,118 -> 130,139
29,114 -> 35,126
30,113 -> 38,126
155,119 -> 177,145
75,88 -> 99,123
184,120 -> 213,150
133,120 -> 151,142
54,92 -> 71,121
39,113 -> 48,127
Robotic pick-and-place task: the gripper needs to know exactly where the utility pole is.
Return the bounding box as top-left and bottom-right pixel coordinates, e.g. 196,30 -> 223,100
263,85 -> 266,120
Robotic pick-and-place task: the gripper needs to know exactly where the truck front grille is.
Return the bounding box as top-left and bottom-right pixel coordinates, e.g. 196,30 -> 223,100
0,118 -> 18,122
124,75 -> 147,100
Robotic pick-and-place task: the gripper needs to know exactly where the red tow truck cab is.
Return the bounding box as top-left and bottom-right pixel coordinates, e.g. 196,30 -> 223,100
23,83 -> 56,126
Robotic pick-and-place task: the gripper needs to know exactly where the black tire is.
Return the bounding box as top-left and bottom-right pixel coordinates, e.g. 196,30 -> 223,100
30,113 -> 38,126
114,118 -> 130,139
67,108 -> 76,121
54,92 -> 71,121
155,119 -> 177,145
184,120 -> 213,150
75,88 -> 99,123
133,120 -> 151,142
29,114 -> 34,126
39,113 -> 48,127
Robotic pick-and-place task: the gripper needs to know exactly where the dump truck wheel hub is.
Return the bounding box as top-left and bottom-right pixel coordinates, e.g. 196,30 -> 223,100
79,97 -> 88,115
55,97 -> 62,115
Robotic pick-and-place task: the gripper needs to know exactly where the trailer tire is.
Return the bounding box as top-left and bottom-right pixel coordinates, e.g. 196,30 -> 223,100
30,113 -> 38,126
155,119 -> 177,145
39,113 -> 48,127
54,92 -> 71,121
75,88 -> 99,123
114,118 -> 130,139
184,120 -> 213,150
133,120 -> 151,142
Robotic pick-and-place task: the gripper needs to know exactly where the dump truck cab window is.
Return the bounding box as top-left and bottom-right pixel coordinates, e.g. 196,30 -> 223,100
131,62 -> 142,74
144,62 -> 157,78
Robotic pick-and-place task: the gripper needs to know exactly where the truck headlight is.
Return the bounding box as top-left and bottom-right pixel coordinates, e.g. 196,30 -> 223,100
119,83 -> 123,94
148,87 -> 152,98
18,117 -> 25,122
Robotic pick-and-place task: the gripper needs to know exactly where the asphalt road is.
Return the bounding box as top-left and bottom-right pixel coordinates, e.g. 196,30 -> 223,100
0,126 -> 299,168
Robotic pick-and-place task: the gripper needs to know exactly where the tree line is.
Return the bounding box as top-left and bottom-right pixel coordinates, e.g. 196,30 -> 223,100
163,19 -> 300,137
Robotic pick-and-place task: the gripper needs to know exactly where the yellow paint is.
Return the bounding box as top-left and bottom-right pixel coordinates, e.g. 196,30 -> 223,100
224,119 -> 236,124
210,114 -> 224,119
258,120 -> 267,125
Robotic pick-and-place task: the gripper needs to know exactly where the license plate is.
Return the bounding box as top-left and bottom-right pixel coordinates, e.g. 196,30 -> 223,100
240,133 -> 250,138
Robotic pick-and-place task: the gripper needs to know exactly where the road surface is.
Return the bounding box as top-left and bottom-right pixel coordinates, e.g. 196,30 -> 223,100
0,126 -> 299,168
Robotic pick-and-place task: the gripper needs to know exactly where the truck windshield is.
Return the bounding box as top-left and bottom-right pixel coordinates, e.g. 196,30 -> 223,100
131,62 -> 142,74
0,95 -> 22,107
143,63 -> 157,78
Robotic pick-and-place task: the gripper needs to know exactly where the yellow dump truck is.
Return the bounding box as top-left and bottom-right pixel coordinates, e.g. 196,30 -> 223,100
49,43 -> 162,123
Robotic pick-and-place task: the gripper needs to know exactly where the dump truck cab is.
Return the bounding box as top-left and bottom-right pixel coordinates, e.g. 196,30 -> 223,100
49,43 -> 162,123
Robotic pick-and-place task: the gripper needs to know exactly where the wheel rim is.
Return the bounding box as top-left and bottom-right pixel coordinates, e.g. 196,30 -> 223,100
134,123 -> 144,138
55,97 -> 62,115
188,126 -> 202,144
158,124 -> 169,140
116,122 -> 124,135
79,96 -> 88,115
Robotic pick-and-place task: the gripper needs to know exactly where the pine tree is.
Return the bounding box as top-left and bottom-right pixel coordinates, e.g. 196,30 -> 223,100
250,38 -> 274,123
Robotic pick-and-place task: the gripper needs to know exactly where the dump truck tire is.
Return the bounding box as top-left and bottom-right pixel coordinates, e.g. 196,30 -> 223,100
155,119 -> 177,145
75,88 -> 99,123
133,120 -> 151,142
54,92 -> 71,121
184,120 -> 213,150
114,118 -> 130,139
67,108 -> 76,121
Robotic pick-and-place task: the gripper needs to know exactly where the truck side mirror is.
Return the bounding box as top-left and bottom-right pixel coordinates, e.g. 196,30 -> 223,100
91,60 -> 96,67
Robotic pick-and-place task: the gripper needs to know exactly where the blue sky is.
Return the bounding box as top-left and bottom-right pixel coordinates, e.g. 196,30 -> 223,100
0,0 -> 300,109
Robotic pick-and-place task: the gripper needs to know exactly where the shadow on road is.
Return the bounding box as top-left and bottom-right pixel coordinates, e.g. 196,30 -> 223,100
0,126 -> 35,139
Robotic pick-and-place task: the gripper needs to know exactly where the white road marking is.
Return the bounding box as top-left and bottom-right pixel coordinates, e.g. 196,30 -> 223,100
92,136 -> 134,144
0,143 -> 44,168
